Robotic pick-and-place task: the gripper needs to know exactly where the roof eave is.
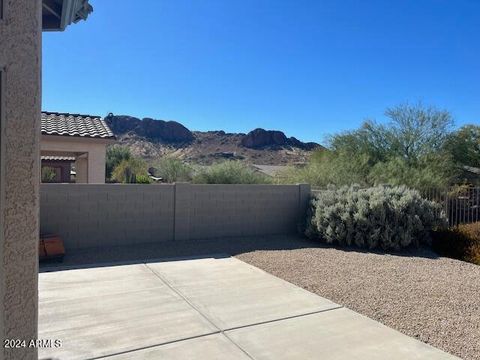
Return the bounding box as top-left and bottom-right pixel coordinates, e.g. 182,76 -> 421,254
41,133 -> 116,141
42,0 -> 93,32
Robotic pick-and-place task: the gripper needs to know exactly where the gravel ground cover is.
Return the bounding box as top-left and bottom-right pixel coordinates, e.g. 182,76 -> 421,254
43,235 -> 480,360
236,240 -> 480,360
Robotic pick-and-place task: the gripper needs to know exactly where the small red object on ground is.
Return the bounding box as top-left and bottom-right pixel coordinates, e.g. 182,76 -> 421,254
39,234 -> 65,261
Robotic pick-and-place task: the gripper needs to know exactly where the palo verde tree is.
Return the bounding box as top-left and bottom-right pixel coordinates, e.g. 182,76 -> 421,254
281,102 -> 460,190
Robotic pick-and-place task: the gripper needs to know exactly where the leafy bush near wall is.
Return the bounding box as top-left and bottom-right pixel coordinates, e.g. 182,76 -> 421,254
112,158 -> 149,184
192,161 -> 271,184
153,157 -> 193,183
106,145 -> 132,180
306,185 -> 445,250
135,174 -> 152,184
432,222 -> 480,265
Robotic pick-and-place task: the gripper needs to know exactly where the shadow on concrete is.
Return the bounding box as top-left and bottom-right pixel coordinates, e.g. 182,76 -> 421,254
39,234 -> 440,273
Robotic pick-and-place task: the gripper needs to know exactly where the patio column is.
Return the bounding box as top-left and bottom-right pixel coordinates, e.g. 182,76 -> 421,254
75,155 -> 88,183
87,146 -> 106,184
0,0 -> 42,359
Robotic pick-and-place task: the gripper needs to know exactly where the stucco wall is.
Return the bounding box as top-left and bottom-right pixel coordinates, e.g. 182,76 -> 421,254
40,184 -> 310,250
41,135 -> 111,183
0,0 -> 41,359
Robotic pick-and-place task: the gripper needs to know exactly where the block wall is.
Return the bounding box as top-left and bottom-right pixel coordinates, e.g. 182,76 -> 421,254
40,183 -> 310,250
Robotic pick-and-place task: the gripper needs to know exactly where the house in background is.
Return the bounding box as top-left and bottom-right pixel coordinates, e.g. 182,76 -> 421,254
252,164 -> 289,178
41,112 -> 115,183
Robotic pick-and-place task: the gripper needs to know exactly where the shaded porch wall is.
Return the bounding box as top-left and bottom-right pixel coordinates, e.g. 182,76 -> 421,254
40,184 -> 311,250
41,159 -> 73,183
41,135 -> 111,183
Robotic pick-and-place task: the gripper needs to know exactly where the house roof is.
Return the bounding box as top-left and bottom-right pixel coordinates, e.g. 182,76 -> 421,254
251,164 -> 289,177
41,112 -> 115,139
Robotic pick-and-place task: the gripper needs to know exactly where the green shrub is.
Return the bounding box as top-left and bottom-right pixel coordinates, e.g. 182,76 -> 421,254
41,167 -> 57,182
106,145 -> 132,180
111,158 -> 148,184
135,174 -> 152,184
432,222 -> 480,265
277,151 -> 371,187
192,161 -> 271,184
279,103 -> 462,190
153,157 -> 192,183
306,185 -> 445,250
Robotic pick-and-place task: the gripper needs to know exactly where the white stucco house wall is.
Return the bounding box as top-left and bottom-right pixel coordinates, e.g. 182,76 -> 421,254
41,112 -> 115,183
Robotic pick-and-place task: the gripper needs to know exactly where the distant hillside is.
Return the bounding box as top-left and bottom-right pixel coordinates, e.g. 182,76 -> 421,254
104,114 -> 323,165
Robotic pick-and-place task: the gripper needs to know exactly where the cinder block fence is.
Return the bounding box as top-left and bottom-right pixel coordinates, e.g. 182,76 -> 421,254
40,183 -> 311,250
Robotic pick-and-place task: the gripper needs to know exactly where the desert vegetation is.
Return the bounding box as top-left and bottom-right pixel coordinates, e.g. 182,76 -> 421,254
280,102 -> 480,191
106,145 -> 133,180
151,157 -> 193,183
107,102 -> 479,188
306,185 -> 444,250
192,161 -> 271,184
432,222 -> 480,265
111,158 -> 150,184
106,149 -> 272,184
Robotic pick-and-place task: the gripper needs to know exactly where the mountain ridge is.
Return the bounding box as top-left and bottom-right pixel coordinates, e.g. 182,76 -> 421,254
105,114 -> 322,165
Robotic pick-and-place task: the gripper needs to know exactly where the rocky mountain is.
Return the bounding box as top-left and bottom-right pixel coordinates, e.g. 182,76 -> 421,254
105,115 -> 193,143
104,114 -> 322,165
241,128 -> 319,150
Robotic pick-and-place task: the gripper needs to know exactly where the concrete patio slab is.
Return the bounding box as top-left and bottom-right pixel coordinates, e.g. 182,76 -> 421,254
226,307 -> 458,360
39,255 -> 459,360
40,264 -> 163,302
147,256 -> 340,329
102,334 -> 250,360
39,267 -> 218,360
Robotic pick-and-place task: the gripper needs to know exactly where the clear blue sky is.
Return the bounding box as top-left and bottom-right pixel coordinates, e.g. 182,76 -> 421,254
42,0 -> 479,143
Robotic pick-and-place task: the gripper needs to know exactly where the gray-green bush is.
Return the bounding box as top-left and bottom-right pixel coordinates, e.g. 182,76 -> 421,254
192,161 -> 271,184
306,185 -> 445,250
153,157 -> 193,183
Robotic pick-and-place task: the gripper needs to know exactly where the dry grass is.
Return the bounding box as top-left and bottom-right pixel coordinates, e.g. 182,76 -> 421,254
433,222 -> 480,265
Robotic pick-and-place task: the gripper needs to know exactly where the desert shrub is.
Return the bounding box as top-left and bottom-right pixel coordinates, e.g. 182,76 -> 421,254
279,150 -> 457,191
306,185 -> 445,250
135,174 -> 152,184
41,167 -> 57,182
106,145 -> 132,180
432,222 -> 480,265
277,151 -> 371,187
153,157 -> 192,183
111,158 -> 149,183
192,161 -> 271,184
